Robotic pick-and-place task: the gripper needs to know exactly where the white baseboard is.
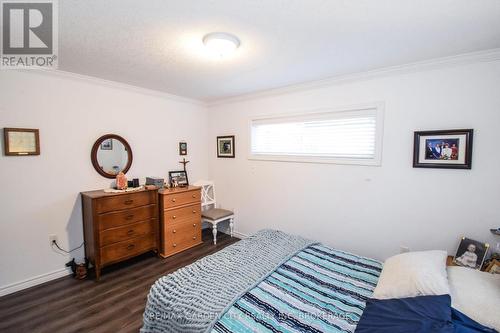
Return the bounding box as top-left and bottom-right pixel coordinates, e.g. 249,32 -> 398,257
218,229 -> 249,239
0,267 -> 72,297
231,231 -> 249,239
203,223 -> 249,239
0,230 -> 248,297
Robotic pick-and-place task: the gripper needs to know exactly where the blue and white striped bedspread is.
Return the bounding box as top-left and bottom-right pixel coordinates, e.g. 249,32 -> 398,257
210,244 -> 382,333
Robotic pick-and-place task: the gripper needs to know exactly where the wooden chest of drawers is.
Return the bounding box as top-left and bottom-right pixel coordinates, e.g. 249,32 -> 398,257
81,188 -> 159,280
158,186 -> 202,257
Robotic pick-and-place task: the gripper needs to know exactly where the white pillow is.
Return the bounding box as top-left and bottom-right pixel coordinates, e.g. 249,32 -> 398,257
448,266 -> 500,331
372,250 -> 450,299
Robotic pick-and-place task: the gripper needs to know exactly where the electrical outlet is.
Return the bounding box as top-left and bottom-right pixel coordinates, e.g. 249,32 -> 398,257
49,234 -> 58,247
400,245 -> 410,253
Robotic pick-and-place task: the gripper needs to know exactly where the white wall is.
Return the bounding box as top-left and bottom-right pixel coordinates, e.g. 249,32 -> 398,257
0,71 -> 208,293
208,60 -> 500,261
1,59 -> 499,295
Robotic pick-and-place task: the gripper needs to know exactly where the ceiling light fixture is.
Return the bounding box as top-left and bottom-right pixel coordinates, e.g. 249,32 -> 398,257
203,32 -> 240,57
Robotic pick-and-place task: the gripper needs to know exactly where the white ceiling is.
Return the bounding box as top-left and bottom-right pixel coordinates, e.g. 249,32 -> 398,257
59,0 -> 500,101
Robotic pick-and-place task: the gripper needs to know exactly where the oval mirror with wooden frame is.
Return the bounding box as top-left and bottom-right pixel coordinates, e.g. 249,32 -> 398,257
91,134 -> 133,179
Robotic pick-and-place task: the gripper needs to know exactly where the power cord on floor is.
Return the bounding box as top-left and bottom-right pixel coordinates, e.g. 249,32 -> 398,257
51,240 -> 84,253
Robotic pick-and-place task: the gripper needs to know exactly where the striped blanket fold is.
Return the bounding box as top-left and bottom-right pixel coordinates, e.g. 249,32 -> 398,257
210,244 -> 382,333
141,229 -> 316,333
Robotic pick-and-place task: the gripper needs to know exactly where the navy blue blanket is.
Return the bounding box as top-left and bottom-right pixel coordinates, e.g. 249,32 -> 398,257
355,295 -> 497,333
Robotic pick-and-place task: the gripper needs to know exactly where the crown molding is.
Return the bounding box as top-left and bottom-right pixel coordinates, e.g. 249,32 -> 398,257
17,69 -> 206,107
206,48 -> 500,107
12,48 -> 500,107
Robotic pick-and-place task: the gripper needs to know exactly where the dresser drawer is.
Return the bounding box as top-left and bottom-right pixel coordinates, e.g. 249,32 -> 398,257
98,204 -> 156,230
162,189 -> 200,209
163,220 -> 201,256
96,191 -> 155,213
100,233 -> 155,265
99,219 -> 155,246
163,204 -> 201,224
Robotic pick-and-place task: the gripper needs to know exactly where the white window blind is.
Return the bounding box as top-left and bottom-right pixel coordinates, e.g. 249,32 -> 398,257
250,107 -> 383,165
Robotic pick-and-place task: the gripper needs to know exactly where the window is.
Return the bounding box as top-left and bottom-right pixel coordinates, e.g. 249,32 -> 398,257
249,105 -> 384,165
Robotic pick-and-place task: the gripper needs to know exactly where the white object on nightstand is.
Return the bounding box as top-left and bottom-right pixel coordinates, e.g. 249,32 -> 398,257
193,180 -> 234,245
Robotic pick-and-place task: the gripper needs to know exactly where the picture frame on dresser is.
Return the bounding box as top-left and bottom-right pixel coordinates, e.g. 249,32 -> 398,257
169,170 -> 189,187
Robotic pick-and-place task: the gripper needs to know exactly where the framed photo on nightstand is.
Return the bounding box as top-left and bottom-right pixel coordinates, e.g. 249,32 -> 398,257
453,237 -> 489,270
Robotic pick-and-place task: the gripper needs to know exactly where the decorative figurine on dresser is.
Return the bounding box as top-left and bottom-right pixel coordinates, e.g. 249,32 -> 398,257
158,186 -> 202,257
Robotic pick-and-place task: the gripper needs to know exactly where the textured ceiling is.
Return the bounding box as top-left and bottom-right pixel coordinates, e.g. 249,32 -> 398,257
59,0 -> 500,101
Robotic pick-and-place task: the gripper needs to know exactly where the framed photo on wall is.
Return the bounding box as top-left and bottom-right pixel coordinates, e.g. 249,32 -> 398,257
3,128 -> 40,156
179,142 -> 187,155
100,138 -> 113,150
413,129 -> 473,169
453,237 -> 489,270
217,135 -> 235,158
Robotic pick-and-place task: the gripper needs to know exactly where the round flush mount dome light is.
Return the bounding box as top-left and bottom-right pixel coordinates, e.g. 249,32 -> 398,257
203,32 -> 240,57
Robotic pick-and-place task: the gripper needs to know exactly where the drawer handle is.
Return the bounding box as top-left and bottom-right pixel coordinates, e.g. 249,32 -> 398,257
192,194 -> 196,198
192,210 -> 196,214
172,215 -> 176,219
125,215 -> 134,220
124,200 -> 134,205
127,244 -> 135,250
127,230 -> 134,235
172,198 -> 176,202
173,243 -> 177,247
193,223 -> 196,227
172,229 -> 176,233
192,236 -> 196,240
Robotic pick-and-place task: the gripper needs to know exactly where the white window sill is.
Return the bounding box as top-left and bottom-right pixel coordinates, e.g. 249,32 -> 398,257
248,154 -> 382,166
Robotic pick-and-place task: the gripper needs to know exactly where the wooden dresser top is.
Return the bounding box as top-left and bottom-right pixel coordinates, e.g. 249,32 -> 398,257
81,187 -> 157,199
158,185 -> 201,195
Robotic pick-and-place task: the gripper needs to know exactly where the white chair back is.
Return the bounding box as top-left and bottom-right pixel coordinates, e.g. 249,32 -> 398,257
193,180 -> 216,209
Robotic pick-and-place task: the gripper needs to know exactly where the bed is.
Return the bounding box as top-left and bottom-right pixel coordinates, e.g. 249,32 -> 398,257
141,230 -> 499,333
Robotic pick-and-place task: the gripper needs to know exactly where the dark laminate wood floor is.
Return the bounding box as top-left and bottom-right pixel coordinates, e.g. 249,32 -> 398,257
0,230 -> 240,333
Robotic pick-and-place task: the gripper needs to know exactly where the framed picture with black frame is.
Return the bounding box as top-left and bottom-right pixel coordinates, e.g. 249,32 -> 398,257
453,236 -> 489,270
413,129 -> 473,169
217,135 -> 235,158
179,142 -> 187,155
169,170 -> 189,187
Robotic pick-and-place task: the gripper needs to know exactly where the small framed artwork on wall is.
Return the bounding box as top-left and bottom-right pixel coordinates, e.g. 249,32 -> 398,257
179,142 -> 187,155
413,129 -> 473,169
217,135 -> 235,158
3,128 -> 40,156
100,138 -> 113,150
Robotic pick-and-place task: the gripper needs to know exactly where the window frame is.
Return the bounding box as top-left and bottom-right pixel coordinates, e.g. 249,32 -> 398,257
247,103 -> 385,166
